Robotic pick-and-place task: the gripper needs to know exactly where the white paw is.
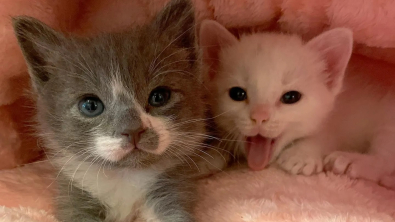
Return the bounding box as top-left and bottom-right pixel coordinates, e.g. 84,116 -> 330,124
324,151 -> 391,183
277,146 -> 323,176
196,156 -> 227,176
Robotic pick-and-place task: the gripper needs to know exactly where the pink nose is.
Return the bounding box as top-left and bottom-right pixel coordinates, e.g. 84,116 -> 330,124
250,105 -> 270,124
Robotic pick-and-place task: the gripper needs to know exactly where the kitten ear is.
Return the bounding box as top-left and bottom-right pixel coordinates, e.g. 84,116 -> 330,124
154,0 -> 195,48
306,28 -> 353,95
199,20 -> 238,81
12,16 -> 64,91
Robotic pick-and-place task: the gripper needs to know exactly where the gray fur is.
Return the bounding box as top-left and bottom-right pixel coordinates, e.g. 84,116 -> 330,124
146,173 -> 196,222
12,0 -> 216,221
56,175 -> 106,222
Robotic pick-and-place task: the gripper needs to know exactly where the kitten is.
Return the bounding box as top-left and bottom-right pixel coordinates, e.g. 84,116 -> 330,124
199,20 -> 357,175
13,1 -> 212,221
202,20 -> 395,186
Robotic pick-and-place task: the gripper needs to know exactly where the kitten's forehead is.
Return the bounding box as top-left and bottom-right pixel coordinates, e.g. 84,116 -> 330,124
219,33 -> 326,103
53,29 -> 194,101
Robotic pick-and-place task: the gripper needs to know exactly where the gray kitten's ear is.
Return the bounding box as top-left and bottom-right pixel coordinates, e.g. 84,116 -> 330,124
306,28 -> 353,95
12,16 -> 64,89
154,0 -> 195,48
199,20 -> 238,81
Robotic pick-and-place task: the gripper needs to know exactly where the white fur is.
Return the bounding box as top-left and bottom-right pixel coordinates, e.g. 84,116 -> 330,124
212,33 -> 335,162
206,22 -> 395,186
139,205 -> 161,222
60,156 -> 162,222
111,79 -> 129,98
94,136 -> 130,162
317,56 -> 395,183
111,67 -> 132,99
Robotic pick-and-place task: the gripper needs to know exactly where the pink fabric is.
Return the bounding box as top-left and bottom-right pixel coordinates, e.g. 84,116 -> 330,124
0,162 -> 394,221
0,207 -> 57,222
195,168 -> 395,221
1,0 -> 395,221
0,0 -> 81,169
0,162 -> 55,212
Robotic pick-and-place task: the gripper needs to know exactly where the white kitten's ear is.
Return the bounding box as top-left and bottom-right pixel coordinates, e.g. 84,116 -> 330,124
306,28 -> 353,95
199,20 -> 238,81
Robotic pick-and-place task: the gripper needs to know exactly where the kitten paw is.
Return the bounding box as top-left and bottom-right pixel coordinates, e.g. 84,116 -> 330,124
277,146 -> 323,176
324,151 -> 391,183
194,155 -> 228,178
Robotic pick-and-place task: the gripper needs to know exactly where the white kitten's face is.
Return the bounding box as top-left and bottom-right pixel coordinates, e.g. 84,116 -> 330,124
200,20 -> 352,170
213,34 -> 336,158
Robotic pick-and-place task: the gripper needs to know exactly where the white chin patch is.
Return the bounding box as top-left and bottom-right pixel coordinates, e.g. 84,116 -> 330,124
141,113 -> 171,155
94,136 -> 132,162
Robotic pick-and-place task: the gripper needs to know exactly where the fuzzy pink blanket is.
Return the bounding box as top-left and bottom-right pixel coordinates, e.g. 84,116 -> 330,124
1,0 -> 395,221
1,161 -> 395,221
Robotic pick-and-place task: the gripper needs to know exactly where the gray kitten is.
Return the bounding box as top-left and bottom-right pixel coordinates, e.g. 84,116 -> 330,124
13,1 -> 211,221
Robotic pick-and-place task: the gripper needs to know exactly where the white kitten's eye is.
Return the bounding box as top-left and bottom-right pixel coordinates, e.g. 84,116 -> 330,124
281,91 -> 302,104
229,87 -> 247,101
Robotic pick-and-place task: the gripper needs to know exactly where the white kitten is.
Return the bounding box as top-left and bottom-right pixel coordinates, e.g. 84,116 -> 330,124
199,21 -> 395,186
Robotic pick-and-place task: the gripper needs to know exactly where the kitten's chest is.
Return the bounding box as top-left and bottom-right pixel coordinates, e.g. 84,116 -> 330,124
64,161 -> 160,221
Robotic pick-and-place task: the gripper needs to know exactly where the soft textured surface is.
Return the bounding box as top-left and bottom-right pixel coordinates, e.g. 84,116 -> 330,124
0,162 -> 395,222
0,162 -> 55,213
1,0 -> 395,221
196,167 -> 395,221
0,207 -> 57,222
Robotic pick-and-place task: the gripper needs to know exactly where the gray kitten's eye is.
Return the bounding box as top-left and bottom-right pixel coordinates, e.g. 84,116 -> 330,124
281,91 -> 302,104
79,96 -> 104,117
229,87 -> 247,101
149,87 -> 171,107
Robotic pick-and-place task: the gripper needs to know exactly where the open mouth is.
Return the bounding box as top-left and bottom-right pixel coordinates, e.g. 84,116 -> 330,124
245,135 -> 276,171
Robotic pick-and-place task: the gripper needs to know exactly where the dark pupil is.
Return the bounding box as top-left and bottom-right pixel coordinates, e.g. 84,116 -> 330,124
83,99 -> 98,112
229,87 -> 247,101
149,88 -> 170,107
281,91 -> 302,104
152,93 -> 165,104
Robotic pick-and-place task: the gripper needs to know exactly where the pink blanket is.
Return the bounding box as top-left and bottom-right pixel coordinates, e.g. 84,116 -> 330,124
1,161 -> 394,221
1,0 -> 395,221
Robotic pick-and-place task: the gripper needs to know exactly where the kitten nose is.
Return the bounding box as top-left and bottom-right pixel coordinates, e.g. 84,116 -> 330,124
250,105 -> 270,124
120,128 -> 146,147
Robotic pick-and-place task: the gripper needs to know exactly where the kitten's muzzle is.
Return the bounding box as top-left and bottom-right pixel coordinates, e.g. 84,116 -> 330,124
250,104 -> 271,124
120,127 -> 146,149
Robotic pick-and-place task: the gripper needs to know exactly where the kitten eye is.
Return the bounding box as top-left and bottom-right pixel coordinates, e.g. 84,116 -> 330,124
229,87 -> 247,101
149,87 -> 171,107
79,96 -> 105,117
281,91 -> 302,104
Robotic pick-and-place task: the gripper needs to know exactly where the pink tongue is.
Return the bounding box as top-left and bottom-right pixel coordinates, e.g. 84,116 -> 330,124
246,136 -> 272,171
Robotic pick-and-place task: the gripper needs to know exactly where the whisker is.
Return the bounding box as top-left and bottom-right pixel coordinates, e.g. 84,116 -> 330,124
150,25 -> 196,72
82,155 -> 101,191
68,152 -> 94,193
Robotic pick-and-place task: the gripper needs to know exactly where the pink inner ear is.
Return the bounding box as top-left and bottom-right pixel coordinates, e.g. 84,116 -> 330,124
306,28 -> 353,94
199,20 -> 238,80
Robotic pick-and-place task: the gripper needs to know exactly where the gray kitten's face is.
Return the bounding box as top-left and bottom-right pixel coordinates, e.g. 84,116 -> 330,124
13,0 -> 206,168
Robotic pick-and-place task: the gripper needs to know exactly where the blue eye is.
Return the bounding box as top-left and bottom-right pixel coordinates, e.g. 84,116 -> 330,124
79,96 -> 104,117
